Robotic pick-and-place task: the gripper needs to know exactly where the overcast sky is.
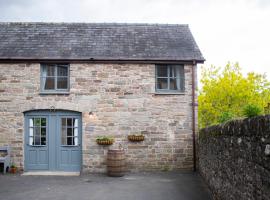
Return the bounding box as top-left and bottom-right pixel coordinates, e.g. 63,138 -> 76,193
0,0 -> 270,82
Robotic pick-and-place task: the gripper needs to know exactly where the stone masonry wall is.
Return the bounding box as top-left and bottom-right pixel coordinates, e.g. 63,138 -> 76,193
199,116 -> 270,200
0,63 -> 195,172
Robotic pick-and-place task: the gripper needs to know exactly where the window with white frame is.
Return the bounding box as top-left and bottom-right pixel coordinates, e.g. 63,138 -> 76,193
40,64 -> 69,93
29,118 -> 47,146
155,65 -> 185,92
61,118 -> 79,146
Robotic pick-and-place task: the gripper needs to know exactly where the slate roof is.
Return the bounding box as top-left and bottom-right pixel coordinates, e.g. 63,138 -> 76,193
0,22 -> 204,62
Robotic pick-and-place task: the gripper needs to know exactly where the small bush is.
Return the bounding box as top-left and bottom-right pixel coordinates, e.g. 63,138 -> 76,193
242,104 -> 262,118
96,136 -> 114,142
218,111 -> 234,123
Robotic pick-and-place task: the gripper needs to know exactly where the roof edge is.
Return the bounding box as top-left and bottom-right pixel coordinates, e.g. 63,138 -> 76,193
0,57 -> 205,64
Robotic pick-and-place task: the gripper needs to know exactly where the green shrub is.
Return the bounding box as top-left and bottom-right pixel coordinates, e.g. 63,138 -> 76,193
96,136 -> 114,141
242,104 -> 262,118
218,111 -> 234,123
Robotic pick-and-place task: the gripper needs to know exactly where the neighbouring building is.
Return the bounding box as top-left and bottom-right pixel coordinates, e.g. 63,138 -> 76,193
0,22 -> 204,173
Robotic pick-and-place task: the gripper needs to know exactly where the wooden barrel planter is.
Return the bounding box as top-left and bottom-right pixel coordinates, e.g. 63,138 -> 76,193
107,149 -> 126,177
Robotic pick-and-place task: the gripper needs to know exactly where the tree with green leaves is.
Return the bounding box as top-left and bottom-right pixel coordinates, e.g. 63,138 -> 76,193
198,62 -> 270,128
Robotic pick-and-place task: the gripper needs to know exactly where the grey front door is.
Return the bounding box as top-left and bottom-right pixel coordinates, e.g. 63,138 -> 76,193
24,110 -> 82,172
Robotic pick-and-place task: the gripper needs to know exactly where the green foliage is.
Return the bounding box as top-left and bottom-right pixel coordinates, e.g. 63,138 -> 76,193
217,111 -> 234,123
10,163 -> 16,168
96,136 -> 114,141
242,104 -> 262,117
199,62 -> 270,128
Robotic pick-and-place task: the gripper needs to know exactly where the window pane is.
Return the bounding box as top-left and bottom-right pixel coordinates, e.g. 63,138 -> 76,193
57,77 -> 68,89
29,128 -> 33,137
74,128 -> 78,137
29,137 -> 33,145
57,66 -> 68,76
34,135 -> 40,145
67,137 -> 73,145
41,128 -> 46,136
34,118 -> 40,126
74,119 -> 78,128
169,78 -> 181,90
62,137 -> 67,145
29,119 -> 33,127
157,78 -> 168,89
67,118 -> 73,126
74,137 -> 78,146
157,65 -> 168,77
67,128 -> 73,136
61,127 -> 66,137
44,65 -> 55,76
169,66 -> 177,78
41,118 -> 46,126
41,137 -> 46,145
62,118 -> 66,126
34,127 -> 40,137
44,77 -> 55,90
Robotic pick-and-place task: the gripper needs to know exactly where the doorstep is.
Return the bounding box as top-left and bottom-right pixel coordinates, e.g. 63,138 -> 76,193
22,171 -> 80,176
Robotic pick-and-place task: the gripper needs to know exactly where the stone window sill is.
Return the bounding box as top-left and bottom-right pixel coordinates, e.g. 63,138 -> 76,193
39,91 -> 70,95
153,91 -> 185,95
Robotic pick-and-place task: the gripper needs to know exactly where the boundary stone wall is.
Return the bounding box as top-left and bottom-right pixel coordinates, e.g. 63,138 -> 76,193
199,115 -> 270,200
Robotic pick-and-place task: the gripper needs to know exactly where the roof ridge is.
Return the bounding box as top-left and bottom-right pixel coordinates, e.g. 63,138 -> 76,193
0,22 -> 189,27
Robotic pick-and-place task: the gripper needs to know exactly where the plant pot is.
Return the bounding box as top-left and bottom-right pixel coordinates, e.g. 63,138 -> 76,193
10,167 -> 17,174
128,135 -> 145,142
97,139 -> 114,145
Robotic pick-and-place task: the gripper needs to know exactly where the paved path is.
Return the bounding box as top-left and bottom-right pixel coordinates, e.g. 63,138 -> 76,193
0,172 -> 212,200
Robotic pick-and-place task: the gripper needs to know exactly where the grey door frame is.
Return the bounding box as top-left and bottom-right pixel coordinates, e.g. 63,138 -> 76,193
24,109 -> 82,172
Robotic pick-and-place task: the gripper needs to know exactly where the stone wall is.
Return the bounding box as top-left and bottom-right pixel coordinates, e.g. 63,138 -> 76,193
199,116 -> 270,200
0,63 -> 195,172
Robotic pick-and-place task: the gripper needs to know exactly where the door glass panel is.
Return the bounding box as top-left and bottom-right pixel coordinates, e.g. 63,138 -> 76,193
67,128 -> 73,136
29,127 -> 33,136
74,137 -> 78,146
61,118 -> 79,146
67,137 -> 73,145
34,118 -> 41,126
41,137 -> 46,145
29,117 -> 46,146
67,118 -> 73,126
41,118 -> 46,126
29,119 -> 33,127
74,119 -> 78,127
62,118 -> 66,126
29,137 -> 33,145
74,128 -> 78,137
35,135 -> 41,145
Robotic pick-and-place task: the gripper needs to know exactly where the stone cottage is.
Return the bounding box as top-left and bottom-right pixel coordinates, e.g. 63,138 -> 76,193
0,22 -> 204,173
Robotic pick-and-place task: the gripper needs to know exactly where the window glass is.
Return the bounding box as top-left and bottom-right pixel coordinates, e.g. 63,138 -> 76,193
157,65 -> 168,77
61,118 -> 79,146
44,77 -> 55,90
156,65 -> 184,92
46,65 -> 55,76
41,64 -> 69,92
29,118 -> 46,146
57,66 -> 68,76
157,78 -> 168,89
57,77 -> 68,89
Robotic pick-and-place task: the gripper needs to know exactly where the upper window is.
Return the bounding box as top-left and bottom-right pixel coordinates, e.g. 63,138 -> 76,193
40,64 -> 69,93
156,65 -> 185,92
